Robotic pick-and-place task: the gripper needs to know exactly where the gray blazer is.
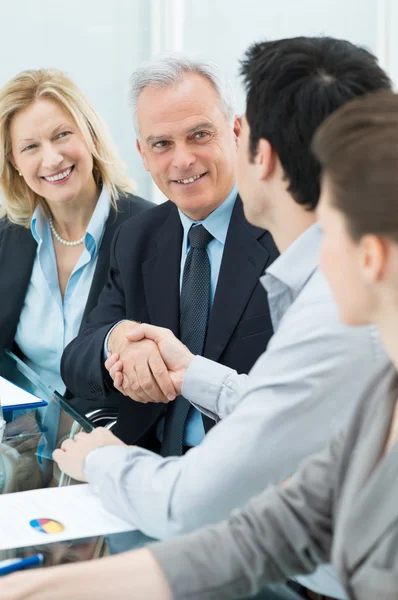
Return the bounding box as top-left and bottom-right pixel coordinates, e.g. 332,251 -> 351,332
151,362 -> 398,600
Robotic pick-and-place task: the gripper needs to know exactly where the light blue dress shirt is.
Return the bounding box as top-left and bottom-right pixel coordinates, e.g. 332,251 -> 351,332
176,185 -> 237,446
15,187 -> 111,395
105,186 -> 238,447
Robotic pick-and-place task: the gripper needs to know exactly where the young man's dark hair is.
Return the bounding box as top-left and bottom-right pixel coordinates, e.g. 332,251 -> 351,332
240,36 -> 392,210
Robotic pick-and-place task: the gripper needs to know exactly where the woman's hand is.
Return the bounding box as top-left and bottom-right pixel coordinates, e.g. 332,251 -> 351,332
0,549 -> 172,600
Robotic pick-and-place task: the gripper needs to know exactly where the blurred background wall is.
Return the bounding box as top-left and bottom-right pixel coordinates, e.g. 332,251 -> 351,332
0,0 -> 396,203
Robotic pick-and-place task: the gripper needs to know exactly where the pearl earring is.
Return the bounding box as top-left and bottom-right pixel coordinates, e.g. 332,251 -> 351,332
18,172 -> 22,177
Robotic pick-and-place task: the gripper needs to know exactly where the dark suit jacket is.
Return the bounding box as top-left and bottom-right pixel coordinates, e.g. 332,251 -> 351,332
61,196 -> 279,445
0,192 -> 154,373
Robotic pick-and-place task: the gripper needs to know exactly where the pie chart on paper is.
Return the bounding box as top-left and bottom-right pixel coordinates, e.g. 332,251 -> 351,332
30,518 -> 65,534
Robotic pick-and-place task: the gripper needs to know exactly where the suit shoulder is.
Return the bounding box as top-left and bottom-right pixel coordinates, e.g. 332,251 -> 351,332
0,215 -> 15,233
117,192 -> 155,215
0,216 -> 30,243
116,200 -> 177,237
0,216 -> 9,236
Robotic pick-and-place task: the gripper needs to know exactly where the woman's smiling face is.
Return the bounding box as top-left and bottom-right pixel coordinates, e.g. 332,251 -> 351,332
10,98 -> 95,206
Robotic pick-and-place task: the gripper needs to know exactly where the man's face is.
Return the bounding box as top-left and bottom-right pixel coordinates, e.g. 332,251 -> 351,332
236,114 -> 267,228
136,73 -> 238,221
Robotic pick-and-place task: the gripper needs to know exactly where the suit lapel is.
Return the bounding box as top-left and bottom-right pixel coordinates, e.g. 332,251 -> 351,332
0,224 -> 37,348
2,205 -> 125,345
82,202 -> 133,324
337,371 -> 398,573
204,197 -> 272,362
142,205 -> 182,337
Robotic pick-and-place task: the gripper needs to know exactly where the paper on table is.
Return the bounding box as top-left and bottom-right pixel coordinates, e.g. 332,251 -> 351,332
0,376 -> 47,410
0,484 -> 136,551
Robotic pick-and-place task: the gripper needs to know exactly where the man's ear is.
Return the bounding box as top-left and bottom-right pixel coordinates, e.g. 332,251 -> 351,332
136,139 -> 149,171
233,115 -> 241,144
256,138 -> 274,181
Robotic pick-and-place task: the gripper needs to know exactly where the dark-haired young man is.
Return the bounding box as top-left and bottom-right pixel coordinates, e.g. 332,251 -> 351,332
56,38 -> 391,599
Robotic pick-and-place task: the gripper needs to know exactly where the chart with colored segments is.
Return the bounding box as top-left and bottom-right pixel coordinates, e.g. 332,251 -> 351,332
30,518 -> 65,534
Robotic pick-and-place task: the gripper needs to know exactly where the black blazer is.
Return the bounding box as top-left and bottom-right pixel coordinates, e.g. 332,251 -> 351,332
0,193 -> 154,360
61,196 -> 279,445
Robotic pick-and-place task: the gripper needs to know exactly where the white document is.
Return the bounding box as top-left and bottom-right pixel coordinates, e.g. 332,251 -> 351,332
0,376 -> 47,410
0,484 -> 136,551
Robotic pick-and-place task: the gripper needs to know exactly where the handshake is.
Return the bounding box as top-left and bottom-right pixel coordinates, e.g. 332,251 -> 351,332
105,322 -> 195,403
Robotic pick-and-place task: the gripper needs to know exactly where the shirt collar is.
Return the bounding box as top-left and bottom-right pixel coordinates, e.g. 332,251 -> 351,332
84,186 -> 111,256
262,223 -> 322,299
31,186 -> 111,257
31,205 -> 45,244
178,184 -> 238,245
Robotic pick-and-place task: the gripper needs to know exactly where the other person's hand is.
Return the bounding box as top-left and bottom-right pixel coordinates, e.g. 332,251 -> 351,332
53,428 -> 126,482
5,414 -> 42,437
0,548 -> 172,600
106,322 -> 177,403
125,324 -> 195,395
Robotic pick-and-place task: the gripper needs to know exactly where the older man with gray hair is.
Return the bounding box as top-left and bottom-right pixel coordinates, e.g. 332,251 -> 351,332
60,40 -> 392,600
62,54 -> 277,454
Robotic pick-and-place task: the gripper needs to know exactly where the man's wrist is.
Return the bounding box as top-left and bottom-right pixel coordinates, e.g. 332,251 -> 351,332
82,446 -> 103,480
83,445 -> 131,488
108,320 -> 140,354
173,353 -> 194,394
173,370 -> 186,395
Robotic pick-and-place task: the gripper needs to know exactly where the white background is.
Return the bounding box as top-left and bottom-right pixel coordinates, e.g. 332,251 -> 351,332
0,0 -> 396,202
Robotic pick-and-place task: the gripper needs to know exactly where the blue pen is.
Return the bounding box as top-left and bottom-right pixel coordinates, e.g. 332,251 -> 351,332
0,553 -> 44,576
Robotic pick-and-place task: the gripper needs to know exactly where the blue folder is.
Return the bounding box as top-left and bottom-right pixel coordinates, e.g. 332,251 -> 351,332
0,377 -> 48,412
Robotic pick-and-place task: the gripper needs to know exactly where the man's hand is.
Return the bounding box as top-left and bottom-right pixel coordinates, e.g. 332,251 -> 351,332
106,321 -> 177,403
53,428 -> 126,482
125,324 -> 194,395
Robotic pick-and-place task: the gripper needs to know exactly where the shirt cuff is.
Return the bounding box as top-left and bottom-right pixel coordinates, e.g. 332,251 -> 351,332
83,445 -> 131,488
182,356 -> 235,416
103,320 -> 128,360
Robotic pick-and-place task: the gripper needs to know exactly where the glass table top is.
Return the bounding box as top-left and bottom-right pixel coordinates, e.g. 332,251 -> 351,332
0,349 -> 128,567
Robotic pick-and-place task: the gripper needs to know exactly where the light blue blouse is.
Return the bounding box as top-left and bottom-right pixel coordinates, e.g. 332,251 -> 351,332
15,187 -> 111,394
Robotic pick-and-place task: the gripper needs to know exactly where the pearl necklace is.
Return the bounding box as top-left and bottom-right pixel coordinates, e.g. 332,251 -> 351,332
48,216 -> 85,247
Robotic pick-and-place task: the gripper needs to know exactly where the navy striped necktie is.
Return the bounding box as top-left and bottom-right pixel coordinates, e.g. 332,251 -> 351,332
160,224 -> 213,456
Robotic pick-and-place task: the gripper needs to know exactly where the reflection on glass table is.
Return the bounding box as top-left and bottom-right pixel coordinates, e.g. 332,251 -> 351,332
0,349 -> 93,495
0,400 -> 5,444
0,349 -> 119,567
0,536 -> 103,568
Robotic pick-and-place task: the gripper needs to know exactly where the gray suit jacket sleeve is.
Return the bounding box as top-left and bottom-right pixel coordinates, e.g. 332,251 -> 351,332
150,429 -> 344,600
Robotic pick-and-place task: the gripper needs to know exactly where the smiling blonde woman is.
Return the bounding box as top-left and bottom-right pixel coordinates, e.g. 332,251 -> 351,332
0,68 -> 153,396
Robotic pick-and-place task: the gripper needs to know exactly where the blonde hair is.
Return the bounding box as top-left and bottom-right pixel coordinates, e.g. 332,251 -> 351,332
0,68 -> 135,227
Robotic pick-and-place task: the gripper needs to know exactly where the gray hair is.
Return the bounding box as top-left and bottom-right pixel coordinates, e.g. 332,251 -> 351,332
129,54 -> 236,137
